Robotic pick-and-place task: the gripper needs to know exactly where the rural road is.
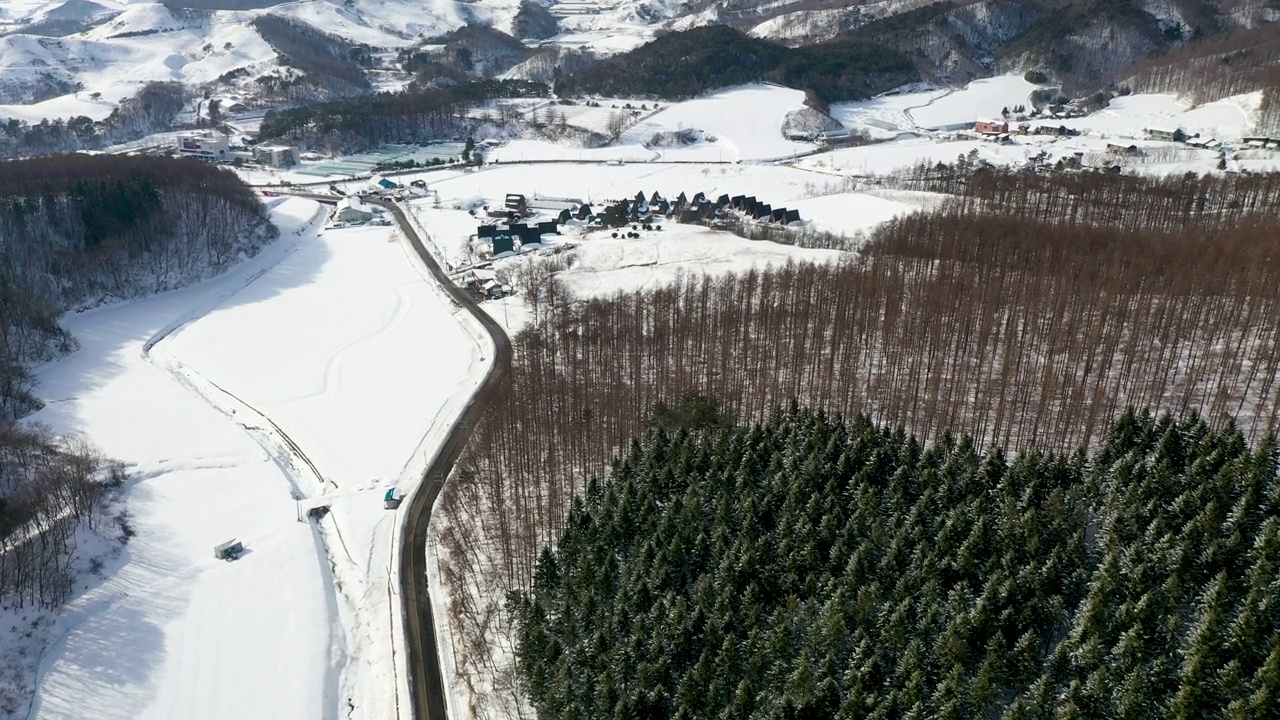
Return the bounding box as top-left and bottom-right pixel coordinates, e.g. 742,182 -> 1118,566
286,191 -> 510,719
368,198 -> 513,720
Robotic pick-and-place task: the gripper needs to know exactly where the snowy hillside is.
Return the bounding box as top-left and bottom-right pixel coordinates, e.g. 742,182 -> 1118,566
0,0 -> 472,113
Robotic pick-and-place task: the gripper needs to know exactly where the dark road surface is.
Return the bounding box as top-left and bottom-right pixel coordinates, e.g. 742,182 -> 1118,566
368,198 -> 513,720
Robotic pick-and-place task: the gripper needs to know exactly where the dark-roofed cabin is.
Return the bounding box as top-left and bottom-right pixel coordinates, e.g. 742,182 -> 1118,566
730,194 -> 746,209
650,191 -> 665,204
634,191 -> 646,204
755,204 -> 772,220
715,194 -> 730,207
692,191 -> 707,205
514,224 -> 543,245
477,224 -> 499,239
575,204 -> 594,220
783,209 -> 801,224
557,208 -> 572,224
491,234 -> 516,255
538,220 -> 558,235
770,208 -> 787,223
675,191 -> 688,207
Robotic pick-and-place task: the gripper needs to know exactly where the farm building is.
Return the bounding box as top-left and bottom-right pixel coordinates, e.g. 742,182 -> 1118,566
505,193 -> 528,213
336,197 -> 374,224
974,119 -> 1009,135
1106,143 -> 1141,157
462,268 -> 509,298
384,488 -> 401,509
214,539 -> 243,560
1146,127 -> 1186,142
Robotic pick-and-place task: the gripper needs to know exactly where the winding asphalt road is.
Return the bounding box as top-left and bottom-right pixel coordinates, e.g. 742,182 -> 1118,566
366,198 -> 513,720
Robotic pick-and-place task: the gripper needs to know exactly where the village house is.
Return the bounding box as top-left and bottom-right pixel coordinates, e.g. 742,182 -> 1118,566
1146,127 -> 1186,142
1106,143 -> 1141,157
974,119 -> 1010,135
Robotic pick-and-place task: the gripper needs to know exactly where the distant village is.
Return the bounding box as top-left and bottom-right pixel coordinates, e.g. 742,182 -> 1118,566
456,190 -> 804,299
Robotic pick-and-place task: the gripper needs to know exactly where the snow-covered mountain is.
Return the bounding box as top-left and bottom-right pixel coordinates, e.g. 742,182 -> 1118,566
1,0 -> 1277,128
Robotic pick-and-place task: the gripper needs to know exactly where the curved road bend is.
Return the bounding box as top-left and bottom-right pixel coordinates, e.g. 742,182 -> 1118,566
368,198 -> 514,720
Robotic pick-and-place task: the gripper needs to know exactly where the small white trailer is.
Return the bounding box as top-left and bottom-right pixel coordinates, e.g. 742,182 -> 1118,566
214,539 -> 244,561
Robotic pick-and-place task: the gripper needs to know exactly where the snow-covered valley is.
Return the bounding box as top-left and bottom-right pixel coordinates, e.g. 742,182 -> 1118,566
23,197 -> 489,720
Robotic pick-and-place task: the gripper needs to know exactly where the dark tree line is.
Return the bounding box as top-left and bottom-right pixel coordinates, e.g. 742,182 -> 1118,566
0,154 -> 273,617
0,426 -> 117,611
250,15 -> 371,101
558,25 -> 915,103
432,169 -> 1280,711
1122,25 -> 1280,130
0,154 -> 276,418
0,81 -> 185,159
513,406 -> 1280,718
402,24 -> 534,82
256,79 -> 547,152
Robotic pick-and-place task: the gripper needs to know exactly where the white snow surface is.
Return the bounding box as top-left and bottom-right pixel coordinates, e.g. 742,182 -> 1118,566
621,85 -> 817,161
27,199 -> 336,720
547,224 -> 846,298
26,196 -> 490,720
907,75 -> 1039,129
1053,92 -> 1259,140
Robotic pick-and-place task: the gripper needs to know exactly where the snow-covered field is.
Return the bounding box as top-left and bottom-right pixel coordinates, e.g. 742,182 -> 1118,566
487,139 -> 658,163
620,85 -> 817,162
25,197 -> 489,720
27,200 -> 336,720
908,75 -> 1039,129
829,75 -> 1038,135
1053,92 -> 1259,140
788,191 -> 924,235
545,224 -> 845,298
797,136 -> 1034,176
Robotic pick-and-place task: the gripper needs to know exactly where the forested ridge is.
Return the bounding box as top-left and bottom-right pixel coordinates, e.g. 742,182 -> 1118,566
256,79 -> 547,151
513,406 -> 1280,718
0,81 -> 185,159
558,25 -> 915,103
435,169 -> 1280,715
0,154 -> 276,418
0,153 -> 273,617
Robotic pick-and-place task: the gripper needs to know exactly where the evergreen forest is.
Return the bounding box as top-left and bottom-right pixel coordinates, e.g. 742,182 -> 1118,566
513,405 -> 1280,719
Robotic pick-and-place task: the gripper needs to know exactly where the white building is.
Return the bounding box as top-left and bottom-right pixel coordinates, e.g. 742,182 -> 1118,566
254,145 -> 298,168
336,197 -> 374,224
176,131 -> 229,161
